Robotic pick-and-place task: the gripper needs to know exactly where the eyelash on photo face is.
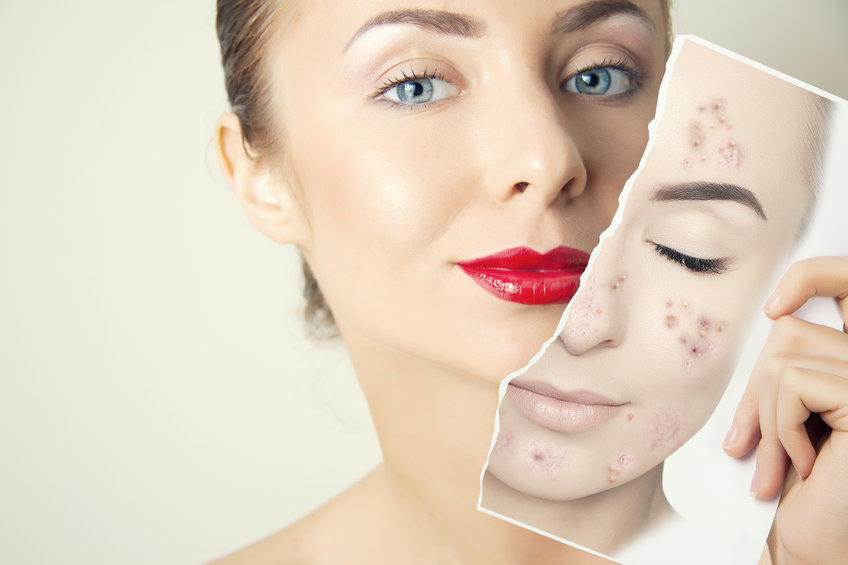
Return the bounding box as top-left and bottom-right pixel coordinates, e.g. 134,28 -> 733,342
653,243 -> 730,275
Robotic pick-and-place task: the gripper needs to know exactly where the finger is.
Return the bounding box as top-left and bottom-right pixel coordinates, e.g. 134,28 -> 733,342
723,382 -> 761,457
776,368 -> 818,479
753,367 -> 789,500
777,367 -> 848,478
760,316 -> 848,365
764,257 -> 848,321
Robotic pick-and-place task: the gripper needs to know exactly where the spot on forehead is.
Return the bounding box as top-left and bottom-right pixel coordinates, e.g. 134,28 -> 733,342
718,143 -> 742,168
666,315 -> 678,328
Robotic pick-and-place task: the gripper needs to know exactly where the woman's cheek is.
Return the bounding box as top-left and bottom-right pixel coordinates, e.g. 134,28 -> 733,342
662,298 -> 729,371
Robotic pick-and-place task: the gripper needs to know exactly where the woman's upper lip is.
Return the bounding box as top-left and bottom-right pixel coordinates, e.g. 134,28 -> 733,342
457,246 -> 590,271
509,381 -> 624,406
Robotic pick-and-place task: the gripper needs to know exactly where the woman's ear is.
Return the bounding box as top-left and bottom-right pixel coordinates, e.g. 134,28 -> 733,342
214,113 -> 309,245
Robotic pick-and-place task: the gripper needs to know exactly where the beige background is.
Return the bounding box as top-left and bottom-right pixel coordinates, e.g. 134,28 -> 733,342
0,2 -> 845,564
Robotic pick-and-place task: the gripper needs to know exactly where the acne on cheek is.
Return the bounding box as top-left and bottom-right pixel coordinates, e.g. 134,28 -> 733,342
648,413 -> 682,450
683,98 -> 742,170
607,452 -> 633,484
493,430 -> 513,452
664,301 -> 728,369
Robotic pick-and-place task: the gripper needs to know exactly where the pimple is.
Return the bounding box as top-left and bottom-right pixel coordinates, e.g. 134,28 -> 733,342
718,143 -> 742,168
528,448 -> 564,469
666,315 -> 678,329
649,414 -> 682,449
610,275 -> 626,290
666,300 -> 673,308
627,412 -> 635,421
607,451 -> 633,483
495,430 -> 513,451
680,334 -> 689,344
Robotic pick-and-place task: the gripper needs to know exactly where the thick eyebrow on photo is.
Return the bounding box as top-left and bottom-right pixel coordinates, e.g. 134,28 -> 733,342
651,182 -> 768,221
344,0 -> 655,52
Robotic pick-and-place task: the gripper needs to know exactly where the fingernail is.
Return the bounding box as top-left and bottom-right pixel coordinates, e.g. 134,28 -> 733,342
764,290 -> 781,315
722,424 -> 738,450
749,469 -> 760,497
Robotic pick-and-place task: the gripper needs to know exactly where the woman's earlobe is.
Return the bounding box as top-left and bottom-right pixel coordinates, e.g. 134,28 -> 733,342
214,113 -> 309,245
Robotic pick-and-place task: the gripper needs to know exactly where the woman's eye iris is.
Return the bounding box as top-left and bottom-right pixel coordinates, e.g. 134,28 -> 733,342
396,78 -> 433,103
565,66 -> 635,97
382,77 -> 457,106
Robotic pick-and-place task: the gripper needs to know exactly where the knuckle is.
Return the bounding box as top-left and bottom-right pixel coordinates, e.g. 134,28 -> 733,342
769,315 -> 806,349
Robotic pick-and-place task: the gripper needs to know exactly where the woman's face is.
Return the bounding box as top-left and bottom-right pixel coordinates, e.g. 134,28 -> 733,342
268,0 -> 668,381
487,41 -> 816,499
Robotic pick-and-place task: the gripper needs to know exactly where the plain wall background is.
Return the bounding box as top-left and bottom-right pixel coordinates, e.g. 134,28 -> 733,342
0,2 -> 845,564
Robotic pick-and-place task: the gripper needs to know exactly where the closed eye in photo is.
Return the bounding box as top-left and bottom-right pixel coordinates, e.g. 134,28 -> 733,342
652,242 -> 731,274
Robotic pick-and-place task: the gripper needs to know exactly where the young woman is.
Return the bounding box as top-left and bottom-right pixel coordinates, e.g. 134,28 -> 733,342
212,1 -> 848,563
482,37 -> 838,561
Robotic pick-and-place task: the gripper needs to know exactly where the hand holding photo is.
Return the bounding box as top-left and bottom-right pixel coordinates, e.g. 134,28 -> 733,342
480,35 -> 846,564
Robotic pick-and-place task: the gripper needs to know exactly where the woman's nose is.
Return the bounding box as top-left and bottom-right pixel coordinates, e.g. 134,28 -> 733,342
559,236 -> 627,355
479,80 -> 587,206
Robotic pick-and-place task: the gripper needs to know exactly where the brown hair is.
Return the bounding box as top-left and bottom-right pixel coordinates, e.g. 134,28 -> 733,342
216,0 -> 673,336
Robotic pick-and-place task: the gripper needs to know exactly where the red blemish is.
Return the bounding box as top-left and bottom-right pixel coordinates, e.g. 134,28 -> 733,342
627,413 -> 635,421
680,335 -> 689,344
649,414 -> 682,449
666,300 -> 673,308
666,315 -> 678,328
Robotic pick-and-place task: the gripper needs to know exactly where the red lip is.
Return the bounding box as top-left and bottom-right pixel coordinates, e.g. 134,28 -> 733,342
457,246 -> 589,305
506,382 -> 626,434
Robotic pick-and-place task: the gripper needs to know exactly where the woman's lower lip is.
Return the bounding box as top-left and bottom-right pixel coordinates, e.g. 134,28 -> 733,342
458,246 -> 589,305
506,384 -> 624,433
458,266 -> 583,304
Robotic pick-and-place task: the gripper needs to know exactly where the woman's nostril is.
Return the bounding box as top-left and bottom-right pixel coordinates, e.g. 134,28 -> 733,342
515,181 -> 529,193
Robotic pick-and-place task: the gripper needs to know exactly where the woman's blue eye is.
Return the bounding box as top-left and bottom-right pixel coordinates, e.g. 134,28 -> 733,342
382,77 -> 459,106
564,67 -> 636,97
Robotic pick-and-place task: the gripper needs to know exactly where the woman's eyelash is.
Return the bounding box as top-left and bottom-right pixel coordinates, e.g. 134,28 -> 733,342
373,67 -> 446,98
653,243 -> 729,275
572,57 -> 639,77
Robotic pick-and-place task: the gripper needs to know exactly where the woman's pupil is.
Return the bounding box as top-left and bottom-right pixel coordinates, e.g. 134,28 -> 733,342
403,81 -> 425,98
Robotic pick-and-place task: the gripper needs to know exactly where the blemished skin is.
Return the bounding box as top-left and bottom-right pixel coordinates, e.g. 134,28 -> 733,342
212,1 -> 848,564
482,40 -> 815,554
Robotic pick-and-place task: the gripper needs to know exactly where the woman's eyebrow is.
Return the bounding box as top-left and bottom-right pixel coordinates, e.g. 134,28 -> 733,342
552,0 -> 655,35
651,182 -> 768,221
345,9 -> 486,52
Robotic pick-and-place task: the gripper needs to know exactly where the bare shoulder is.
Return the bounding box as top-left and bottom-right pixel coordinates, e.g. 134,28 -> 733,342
207,467 -> 387,565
